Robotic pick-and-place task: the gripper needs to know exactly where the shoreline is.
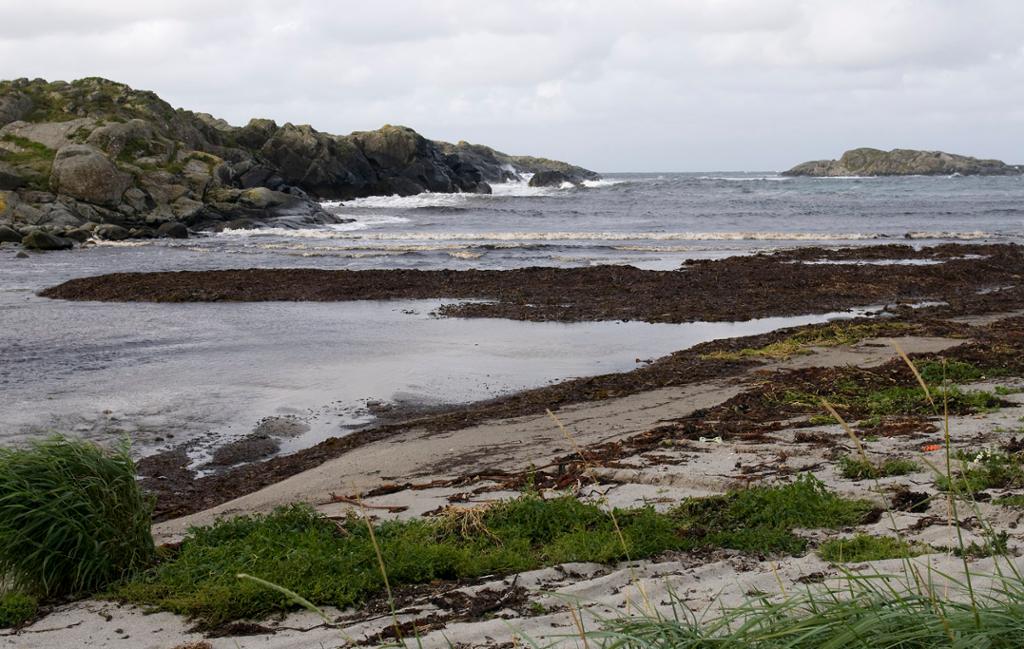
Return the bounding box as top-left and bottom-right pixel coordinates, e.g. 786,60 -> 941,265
8,242 -> 1024,646
103,242 -> 1024,520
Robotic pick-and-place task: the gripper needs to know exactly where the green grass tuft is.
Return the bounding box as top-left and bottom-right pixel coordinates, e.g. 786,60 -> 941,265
0,592 -> 37,629
0,436 -> 156,597
837,456 -> 919,480
115,475 -> 873,627
819,534 -> 934,562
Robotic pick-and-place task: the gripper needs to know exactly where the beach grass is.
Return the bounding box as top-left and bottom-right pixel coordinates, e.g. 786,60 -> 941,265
0,436 -> 155,598
115,476 -> 873,627
582,568 -> 1024,649
837,456 -> 918,480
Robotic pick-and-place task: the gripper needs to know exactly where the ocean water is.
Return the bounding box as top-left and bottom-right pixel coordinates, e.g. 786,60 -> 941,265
204,172 -> 1024,271
2,172 -> 1022,462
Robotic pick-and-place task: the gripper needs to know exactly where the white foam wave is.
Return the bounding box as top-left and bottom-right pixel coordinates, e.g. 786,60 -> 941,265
697,175 -> 791,182
581,178 -> 625,188
214,229 -> 1000,244
317,177 -> 619,209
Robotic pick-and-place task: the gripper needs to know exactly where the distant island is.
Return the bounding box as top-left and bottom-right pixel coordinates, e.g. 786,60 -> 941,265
0,77 -> 596,248
782,147 -> 1022,177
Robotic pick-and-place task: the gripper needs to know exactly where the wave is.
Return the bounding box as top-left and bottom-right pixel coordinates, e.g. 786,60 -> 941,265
215,229 -> 1003,243
317,177 -> 626,210
696,175 -> 791,182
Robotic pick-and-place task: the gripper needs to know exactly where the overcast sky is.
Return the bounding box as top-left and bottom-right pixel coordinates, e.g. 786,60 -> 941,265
1,0 -> 1022,171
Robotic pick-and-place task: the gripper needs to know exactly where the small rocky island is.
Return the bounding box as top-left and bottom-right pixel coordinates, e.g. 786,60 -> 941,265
783,147 -> 1022,177
0,77 -> 597,249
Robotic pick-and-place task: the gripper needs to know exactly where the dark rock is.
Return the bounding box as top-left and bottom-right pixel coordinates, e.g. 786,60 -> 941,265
529,170 -> 576,188
15,250 -> 29,258
21,230 -> 74,250
93,223 -> 130,240
155,222 -> 188,239
0,224 -> 21,243
0,162 -> 26,190
62,228 -> 93,243
224,218 -> 259,230
208,434 -> 281,467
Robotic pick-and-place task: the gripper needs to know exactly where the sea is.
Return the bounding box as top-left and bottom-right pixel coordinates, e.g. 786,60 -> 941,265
2,172 -> 1022,463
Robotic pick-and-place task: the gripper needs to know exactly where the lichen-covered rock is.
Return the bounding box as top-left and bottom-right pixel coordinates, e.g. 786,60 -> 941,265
49,144 -> 131,207
783,148 -> 1023,177
21,230 -> 73,250
0,76 -> 597,239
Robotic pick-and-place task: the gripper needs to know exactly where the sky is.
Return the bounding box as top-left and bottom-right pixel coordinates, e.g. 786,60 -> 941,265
1,0 -> 1022,172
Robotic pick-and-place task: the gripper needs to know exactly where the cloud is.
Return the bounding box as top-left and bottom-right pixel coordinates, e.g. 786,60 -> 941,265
0,0 -> 1021,170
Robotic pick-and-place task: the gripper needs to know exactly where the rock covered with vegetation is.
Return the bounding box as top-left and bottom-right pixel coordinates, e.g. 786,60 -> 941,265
0,77 -> 597,246
783,147 -> 1022,177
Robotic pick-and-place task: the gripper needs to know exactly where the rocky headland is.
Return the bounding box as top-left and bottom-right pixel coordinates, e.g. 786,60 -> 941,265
782,147 -> 1022,177
0,77 -> 597,249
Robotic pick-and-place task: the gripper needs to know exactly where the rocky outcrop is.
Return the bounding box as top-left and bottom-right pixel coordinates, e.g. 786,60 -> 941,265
783,148 -> 1022,177
0,76 -> 597,248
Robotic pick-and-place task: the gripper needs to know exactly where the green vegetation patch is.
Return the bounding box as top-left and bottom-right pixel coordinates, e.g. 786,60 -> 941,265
994,494 -> 1024,508
0,592 -> 38,629
703,322 -> 912,362
819,532 -> 933,565
838,456 -> 919,481
116,475 -> 873,627
778,382 -> 1001,419
819,534 -> 934,563
0,134 -> 56,190
0,436 -> 155,597
917,359 -> 1009,384
936,450 -> 1024,494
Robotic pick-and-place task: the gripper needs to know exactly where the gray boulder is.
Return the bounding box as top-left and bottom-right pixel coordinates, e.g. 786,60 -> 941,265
21,230 -> 73,250
0,93 -> 33,127
49,144 -> 131,207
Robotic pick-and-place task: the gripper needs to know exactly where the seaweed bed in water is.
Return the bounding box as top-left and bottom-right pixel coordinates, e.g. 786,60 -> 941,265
38,243 -> 1024,520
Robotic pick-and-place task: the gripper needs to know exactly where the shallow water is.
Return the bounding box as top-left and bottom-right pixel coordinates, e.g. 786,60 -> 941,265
0,278 -> 870,464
